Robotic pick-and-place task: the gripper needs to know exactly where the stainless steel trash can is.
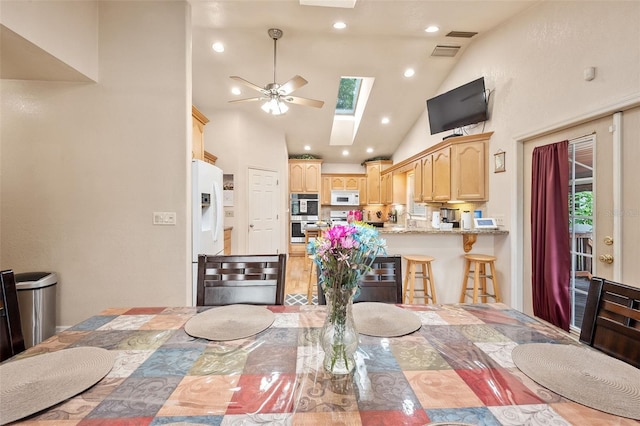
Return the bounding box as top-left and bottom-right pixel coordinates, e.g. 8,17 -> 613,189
15,272 -> 57,348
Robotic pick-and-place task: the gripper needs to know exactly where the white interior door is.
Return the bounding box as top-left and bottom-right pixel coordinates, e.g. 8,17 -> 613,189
248,168 -> 279,254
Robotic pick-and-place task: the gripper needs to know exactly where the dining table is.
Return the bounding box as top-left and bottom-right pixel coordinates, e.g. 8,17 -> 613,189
3,303 -> 638,425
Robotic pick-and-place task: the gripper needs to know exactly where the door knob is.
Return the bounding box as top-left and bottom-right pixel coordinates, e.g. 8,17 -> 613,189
249,224 -> 254,228
604,236 -> 613,245
598,254 -> 613,264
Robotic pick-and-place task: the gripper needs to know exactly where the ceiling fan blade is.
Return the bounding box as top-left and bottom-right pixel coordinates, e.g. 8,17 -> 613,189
228,97 -> 265,104
284,96 -> 324,108
230,76 -> 267,94
279,75 -> 308,95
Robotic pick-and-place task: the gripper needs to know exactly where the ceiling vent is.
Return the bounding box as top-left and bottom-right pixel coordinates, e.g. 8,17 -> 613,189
431,45 -> 461,57
446,31 -> 478,38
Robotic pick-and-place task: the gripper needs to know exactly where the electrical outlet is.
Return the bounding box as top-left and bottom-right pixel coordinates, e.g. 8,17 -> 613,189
494,214 -> 505,226
225,210 -> 234,217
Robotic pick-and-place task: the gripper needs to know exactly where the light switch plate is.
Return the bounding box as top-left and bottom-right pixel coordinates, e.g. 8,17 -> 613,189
153,212 -> 176,225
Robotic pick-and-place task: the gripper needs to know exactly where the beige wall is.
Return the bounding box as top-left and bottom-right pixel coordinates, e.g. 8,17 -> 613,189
1,1 -> 191,327
1,0 -> 99,80
202,109 -> 289,255
394,1 -> 640,308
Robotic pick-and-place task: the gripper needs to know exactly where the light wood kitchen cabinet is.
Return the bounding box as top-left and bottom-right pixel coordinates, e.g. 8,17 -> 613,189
203,151 -> 217,165
224,228 -> 232,254
412,159 -> 423,202
451,140 -> 487,201
432,147 -> 451,201
192,106 -> 209,161
289,160 -> 322,193
358,177 -> 367,205
321,176 -> 331,205
321,174 -> 367,204
365,160 -> 392,205
381,171 -> 407,205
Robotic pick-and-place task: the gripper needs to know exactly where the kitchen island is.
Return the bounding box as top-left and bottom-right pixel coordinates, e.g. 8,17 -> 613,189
375,224 -> 509,304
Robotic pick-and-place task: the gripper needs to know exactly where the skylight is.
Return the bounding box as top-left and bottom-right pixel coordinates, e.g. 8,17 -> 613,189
335,77 -> 362,115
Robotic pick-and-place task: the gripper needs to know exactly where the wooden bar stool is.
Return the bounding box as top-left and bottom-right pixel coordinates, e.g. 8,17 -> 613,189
304,229 -> 321,269
459,254 -> 502,303
307,256 -> 317,305
402,255 -> 437,304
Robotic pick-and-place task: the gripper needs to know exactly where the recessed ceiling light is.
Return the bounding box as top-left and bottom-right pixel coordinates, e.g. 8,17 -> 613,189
304,145 -> 311,151
425,26 -> 439,33
342,150 -> 349,156
366,148 -> 373,153
212,42 -> 225,53
404,68 -> 415,78
333,22 -> 347,29
231,87 -> 241,95
381,117 -> 390,124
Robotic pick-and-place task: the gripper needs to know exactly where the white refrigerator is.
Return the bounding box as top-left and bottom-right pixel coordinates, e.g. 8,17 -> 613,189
192,159 -> 224,305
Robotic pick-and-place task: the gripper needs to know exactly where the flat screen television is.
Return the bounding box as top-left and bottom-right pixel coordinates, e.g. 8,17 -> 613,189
426,77 -> 488,137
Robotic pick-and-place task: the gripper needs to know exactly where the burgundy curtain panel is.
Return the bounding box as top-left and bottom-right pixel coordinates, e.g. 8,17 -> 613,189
531,141 -> 571,330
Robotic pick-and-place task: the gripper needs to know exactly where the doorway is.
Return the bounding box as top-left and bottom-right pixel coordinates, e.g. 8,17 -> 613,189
568,136 -> 594,330
248,167 -> 280,254
522,114 -> 614,322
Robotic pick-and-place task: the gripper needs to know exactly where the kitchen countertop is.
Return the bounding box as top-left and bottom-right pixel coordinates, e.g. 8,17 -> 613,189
377,225 -> 508,235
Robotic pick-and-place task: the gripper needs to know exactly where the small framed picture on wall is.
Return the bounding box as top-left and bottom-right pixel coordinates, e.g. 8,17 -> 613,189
494,151 -> 506,173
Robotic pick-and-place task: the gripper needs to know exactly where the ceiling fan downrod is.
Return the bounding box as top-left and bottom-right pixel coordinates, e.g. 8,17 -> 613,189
268,28 -> 283,86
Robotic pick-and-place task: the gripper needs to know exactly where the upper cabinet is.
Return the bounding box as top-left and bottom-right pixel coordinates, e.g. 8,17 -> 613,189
289,160 -> 322,193
451,139 -> 487,201
192,106 -> 209,161
321,174 -> 367,205
384,132 -> 492,203
365,160 -> 392,204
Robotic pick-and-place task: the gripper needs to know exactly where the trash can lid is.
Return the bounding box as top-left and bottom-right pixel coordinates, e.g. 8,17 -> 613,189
15,272 -> 58,290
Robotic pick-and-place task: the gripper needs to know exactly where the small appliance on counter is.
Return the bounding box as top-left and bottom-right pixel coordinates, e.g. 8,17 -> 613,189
431,211 -> 440,228
440,207 -> 460,228
461,211 -> 473,230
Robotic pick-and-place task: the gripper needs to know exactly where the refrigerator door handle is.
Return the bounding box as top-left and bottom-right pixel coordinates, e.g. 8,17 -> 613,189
212,180 -> 223,243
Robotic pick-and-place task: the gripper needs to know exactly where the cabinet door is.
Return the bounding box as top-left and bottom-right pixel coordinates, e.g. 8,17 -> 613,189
412,160 -> 423,202
422,155 -> 434,202
304,163 -> 321,192
330,177 -> 346,190
358,177 -> 367,205
345,177 -> 359,190
432,147 -> 451,201
454,141 -> 486,200
321,176 -> 331,205
366,163 -> 382,204
289,163 -> 305,193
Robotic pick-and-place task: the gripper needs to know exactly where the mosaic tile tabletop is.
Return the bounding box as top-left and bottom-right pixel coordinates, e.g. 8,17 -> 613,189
6,303 -> 638,425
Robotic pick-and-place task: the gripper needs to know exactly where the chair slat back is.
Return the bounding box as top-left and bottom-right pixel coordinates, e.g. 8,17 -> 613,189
1,270 -> 26,361
579,277 -> 640,368
196,254 -> 287,306
317,256 -> 403,304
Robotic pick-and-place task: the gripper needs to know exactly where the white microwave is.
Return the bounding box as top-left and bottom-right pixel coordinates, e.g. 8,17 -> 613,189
330,190 -> 360,206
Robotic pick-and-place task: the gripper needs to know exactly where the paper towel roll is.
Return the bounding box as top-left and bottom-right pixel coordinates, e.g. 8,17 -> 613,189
461,211 -> 472,230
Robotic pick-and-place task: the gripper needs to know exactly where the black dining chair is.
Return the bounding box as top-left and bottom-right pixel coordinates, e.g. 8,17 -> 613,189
316,255 -> 403,305
196,254 -> 287,306
579,276 -> 640,368
1,269 -> 26,361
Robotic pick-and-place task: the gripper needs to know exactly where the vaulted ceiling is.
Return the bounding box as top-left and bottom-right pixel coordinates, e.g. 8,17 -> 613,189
191,0 -> 538,164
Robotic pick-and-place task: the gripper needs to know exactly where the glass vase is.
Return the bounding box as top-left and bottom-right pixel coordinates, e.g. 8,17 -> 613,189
320,286 -> 358,375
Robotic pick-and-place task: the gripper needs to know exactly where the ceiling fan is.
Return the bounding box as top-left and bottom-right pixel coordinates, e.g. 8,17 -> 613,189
229,28 -> 324,115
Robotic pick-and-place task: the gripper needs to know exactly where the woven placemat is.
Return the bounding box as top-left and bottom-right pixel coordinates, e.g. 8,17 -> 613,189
512,343 -> 640,419
184,304 -> 275,341
0,347 -> 115,425
352,302 -> 422,337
